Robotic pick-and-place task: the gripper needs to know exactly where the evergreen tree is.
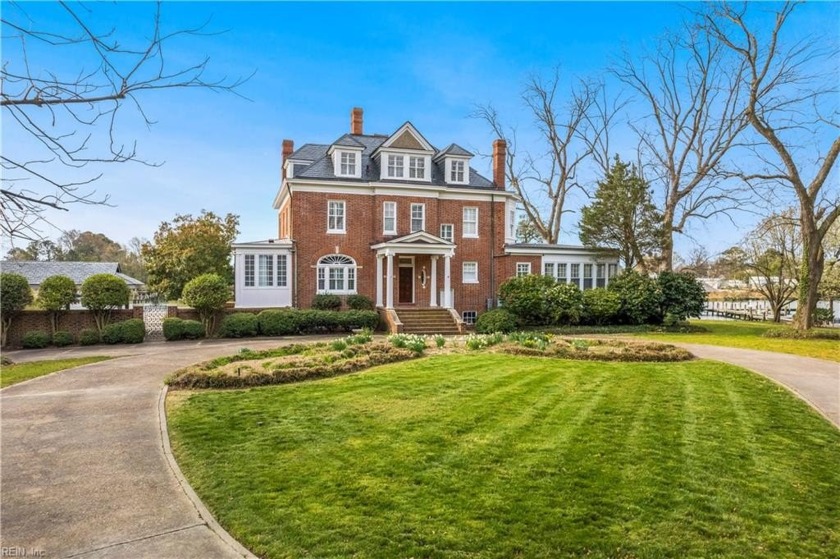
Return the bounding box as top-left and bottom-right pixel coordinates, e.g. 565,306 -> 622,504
579,156 -> 663,271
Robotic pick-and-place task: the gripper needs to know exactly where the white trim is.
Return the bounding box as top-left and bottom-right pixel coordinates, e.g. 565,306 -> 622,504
383,201 -> 397,235
397,256 -> 415,305
439,223 -> 454,243
377,122 -> 436,152
334,150 -> 362,179
446,157 -> 470,185
282,180 -> 519,201
326,200 -> 346,234
410,202 -> 425,233
506,245 -> 618,257
516,262 -> 531,277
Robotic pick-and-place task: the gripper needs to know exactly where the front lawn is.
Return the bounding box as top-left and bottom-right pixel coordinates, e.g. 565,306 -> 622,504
0,356 -> 111,388
634,320 -> 840,362
168,354 -> 840,559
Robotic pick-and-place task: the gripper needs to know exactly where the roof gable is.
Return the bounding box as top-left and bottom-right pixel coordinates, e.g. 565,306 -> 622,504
378,122 -> 435,152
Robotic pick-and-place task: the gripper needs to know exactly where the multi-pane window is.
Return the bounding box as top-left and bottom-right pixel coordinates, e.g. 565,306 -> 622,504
608,264 -> 618,280
258,255 -> 274,287
583,264 -> 594,290
516,263 -> 531,277
327,201 -> 345,232
462,207 -> 478,238
509,210 -> 516,238
383,202 -> 396,234
570,264 -> 581,288
544,262 -> 555,278
596,264 -> 606,288
440,224 -> 454,243
277,254 -> 287,287
409,156 -> 425,179
339,152 -> 356,176
317,255 -> 356,294
557,263 -> 567,283
450,160 -> 465,182
463,261 -> 478,283
462,310 -> 477,325
411,203 -> 425,232
387,154 -> 404,178
244,255 -> 255,287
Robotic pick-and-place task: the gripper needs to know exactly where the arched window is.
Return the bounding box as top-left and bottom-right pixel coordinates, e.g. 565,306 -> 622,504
317,254 -> 356,294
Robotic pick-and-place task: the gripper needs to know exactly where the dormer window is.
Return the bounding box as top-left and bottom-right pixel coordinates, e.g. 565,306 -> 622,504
339,152 -> 357,176
409,156 -> 425,179
450,160 -> 465,182
387,154 -> 404,178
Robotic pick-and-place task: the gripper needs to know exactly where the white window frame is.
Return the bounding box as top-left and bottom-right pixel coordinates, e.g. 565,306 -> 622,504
244,254 -> 255,287
383,201 -> 397,235
316,254 -> 357,295
277,254 -> 288,287
410,203 -> 425,233
448,159 -> 467,184
339,151 -> 357,177
258,254 -> 274,287
462,261 -> 478,284
387,154 -> 404,178
544,262 -> 554,278
462,207 -> 478,238
409,156 -> 426,179
327,200 -> 346,233
516,262 -> 531,277
440,223 -> 454,243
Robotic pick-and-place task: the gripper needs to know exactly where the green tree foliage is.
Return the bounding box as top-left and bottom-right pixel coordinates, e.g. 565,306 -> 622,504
712,246 -> 749,280
608,271 -> 663,325
498,275 -> 583,326
657,272 -> 707,322
58,230 -> 124,261
143,211 -> 239,300
516,218 -> 542,243
36,275 -> 77,334
1,272 -> 34,346
80,274 -> 130,333
579,156 -> 663,271
180,273 -> 230,336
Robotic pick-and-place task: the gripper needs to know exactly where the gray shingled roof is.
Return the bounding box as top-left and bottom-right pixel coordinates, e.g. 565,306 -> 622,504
434,143 -> 474,159
506,243 -> 620,253
332,134 -> 366,148
291,131 -> 495,189
0,261 -> 144,287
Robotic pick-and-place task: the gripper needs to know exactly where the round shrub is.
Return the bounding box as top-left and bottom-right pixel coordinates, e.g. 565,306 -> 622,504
346,294 -> 374,311
549,282 -> 584,325
582,288 -> 621,325
181,319 -> 205,339
80,273 -> 130,333
101,322 -> 124,344
79,328 -> 100,346
498,275 -> 560,325
657,271 -> 706,322
257,309 -> 301,336
22,330 -> 51,349
37,275 -> 77,334
475,309 -> 518,333
119,319 -> 146,343
219,313 -> 258,338
163,317 -> 185,341
52,330 -> 75,347
1,272 -> 33,347
181,273 -> 230,337
312,294 -> 342,311
608,271 -> 663,325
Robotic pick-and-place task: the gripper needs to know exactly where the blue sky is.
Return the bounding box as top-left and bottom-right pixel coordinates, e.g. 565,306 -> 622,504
3,1 -> 838,259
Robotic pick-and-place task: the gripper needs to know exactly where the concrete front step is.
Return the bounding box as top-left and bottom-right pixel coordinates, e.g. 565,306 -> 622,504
395,308 -> 460,335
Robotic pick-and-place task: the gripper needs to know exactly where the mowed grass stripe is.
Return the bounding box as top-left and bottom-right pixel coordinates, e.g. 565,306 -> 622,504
168,354 -> 840,559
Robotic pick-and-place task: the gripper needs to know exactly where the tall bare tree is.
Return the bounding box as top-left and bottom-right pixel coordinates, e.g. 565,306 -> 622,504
1,1 -> 249,241
613,27 -> 750,271
700,2 -> 839,329
474,70 -> 617,244
742,211 -> 800,322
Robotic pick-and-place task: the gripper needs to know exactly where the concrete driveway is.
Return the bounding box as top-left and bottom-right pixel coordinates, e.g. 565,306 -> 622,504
1,338 -> 838,558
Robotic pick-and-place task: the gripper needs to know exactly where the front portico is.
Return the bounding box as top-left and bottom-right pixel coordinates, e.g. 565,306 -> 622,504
371,231 -> 455,309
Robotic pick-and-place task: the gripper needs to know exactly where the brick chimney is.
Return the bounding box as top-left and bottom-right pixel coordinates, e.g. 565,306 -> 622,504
281,139 -> 294,179
351,107 -> 364,135
492,139 -> 506,190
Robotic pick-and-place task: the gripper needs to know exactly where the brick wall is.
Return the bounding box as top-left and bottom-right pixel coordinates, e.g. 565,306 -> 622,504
4,307 -> 143,348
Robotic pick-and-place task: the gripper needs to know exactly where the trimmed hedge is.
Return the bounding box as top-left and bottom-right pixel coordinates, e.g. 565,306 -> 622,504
475,309 -> 518,334
52,330 -> 75,347
79,329 -> 100,346
22,330 -> 51,349
764,328 -> 840,340
162,317 -> 205,341
346,294 -> 375,310
101,319 -> 146,344
582,288 -> 621,326
257,309 -> 300,336
219,313 -> 258,338
312,294 -> 342,311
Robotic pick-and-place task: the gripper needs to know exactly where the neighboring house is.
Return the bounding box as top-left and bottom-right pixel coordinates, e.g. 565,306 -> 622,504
0,261 -> 145,298
232,108 -> 618,328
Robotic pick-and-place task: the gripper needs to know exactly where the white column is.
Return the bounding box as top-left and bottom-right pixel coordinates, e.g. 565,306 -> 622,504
443,253 -> 452,308
375,255 -> 384,307
385,250 -> 394,309
430,256 -> 438,307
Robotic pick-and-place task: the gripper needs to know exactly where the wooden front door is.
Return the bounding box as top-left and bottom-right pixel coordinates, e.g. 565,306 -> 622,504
398,266 -> 413,304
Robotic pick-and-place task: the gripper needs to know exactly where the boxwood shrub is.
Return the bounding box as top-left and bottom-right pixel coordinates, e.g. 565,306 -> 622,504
346,294 -> 374,310
582,288 -> 621,325
257,309 -> 300,336
163,317 -> 205,341
311,294 -> 342,311
22,330 -> 51,349
219,313 -> 258,338
79,328 -> 100,346
52,330 -> 75,347
475,309 -> 518,333
182,320 -> 205,339
101,319 -> 145,344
